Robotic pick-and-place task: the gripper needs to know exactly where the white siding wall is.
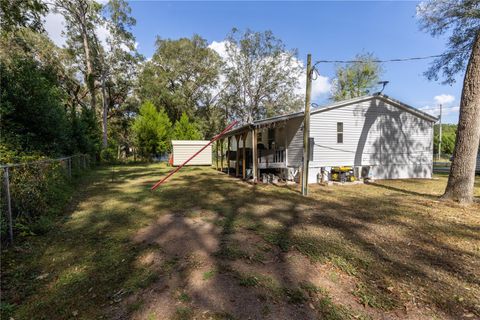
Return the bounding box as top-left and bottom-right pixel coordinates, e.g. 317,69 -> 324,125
286,117 -> 304,167
308,99 -> 434,182
172,141 -> 212,166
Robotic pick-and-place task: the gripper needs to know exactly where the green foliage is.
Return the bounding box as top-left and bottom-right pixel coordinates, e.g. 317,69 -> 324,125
434,124 -> 457,156
172,113 -> 202,140
100,147 -> 117,163
132,101 -> 172,158
173,306 -> 193,320
137,35 -> 222,124
0,157 -> 80,240
0,32 -> 68,156
0,29 -> 101,160
0,0 -> 46,33
178,292 -> 191,302
331,53 -> 382,101
202,269 -> 216,281
417,0 -> 480,84
221,28 -> 303,123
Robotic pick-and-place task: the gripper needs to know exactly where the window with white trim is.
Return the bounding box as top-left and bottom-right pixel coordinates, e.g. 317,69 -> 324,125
337,122 -> 343,143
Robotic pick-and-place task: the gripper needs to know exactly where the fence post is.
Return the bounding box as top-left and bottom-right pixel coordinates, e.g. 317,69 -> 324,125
4,167 -> 14,243
68,157 -> 72,178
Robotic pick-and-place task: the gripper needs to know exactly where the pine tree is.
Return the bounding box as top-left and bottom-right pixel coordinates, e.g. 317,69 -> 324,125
172,112 -> 202,140
132,101 -> 172,158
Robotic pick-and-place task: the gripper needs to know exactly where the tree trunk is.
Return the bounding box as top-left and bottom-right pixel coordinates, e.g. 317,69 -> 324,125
442,33 -> 480,203
101,74 -> 108,149
81,24 -> 96,111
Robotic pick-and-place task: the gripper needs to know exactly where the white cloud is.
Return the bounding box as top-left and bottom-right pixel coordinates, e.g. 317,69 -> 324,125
420,94 -> 458,117
44,9 -> 111,48
434,94 -> 455,106
294,59 -> 331,100
44,12 -> 66,47
95,23 -> 110,48
208,40 -> 331,101
208,41 -> 227,59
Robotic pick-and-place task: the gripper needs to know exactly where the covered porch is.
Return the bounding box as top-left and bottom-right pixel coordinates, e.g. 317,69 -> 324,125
214,119 -> 290,181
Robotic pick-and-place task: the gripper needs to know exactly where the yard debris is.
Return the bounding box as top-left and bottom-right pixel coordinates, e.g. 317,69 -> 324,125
35,273 -> 49,280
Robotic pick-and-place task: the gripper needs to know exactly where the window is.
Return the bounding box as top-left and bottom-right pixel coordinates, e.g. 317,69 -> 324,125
337,122 -> 343,143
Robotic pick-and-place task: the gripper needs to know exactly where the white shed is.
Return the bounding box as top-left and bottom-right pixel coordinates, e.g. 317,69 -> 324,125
171,140 -> 212,166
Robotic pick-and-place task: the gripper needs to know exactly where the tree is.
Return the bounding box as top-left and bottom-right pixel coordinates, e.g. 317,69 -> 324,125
0,28 -> 101,160
137,35 -> 222,123
0,0 -> 46,33
99,0 -> 140,149
434,124 -> 457,156
418,0 -> 480,203
54,0 -> 102,113
0,31 -> 69,157
132,101 -> 172,158
220,28 -> 303,124
172,112 -> 202,140
330,53 -> 382,101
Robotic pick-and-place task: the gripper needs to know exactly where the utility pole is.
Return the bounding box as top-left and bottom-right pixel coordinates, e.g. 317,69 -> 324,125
438,104 -> 442,160
302,54 -> 312,196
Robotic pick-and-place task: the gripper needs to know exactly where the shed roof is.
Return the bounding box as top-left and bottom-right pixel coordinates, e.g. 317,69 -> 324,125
171,140 -> 211,145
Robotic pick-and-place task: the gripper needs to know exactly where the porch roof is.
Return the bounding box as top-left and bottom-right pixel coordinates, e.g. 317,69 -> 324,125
224,111 -> 304,138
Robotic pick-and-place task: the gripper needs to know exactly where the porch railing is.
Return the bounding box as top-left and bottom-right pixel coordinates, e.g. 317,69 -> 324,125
258,148 -> 285,167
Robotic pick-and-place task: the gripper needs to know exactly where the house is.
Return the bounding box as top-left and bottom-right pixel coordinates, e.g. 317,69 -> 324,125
219,94 -> 438,184
477,150 -> 480,173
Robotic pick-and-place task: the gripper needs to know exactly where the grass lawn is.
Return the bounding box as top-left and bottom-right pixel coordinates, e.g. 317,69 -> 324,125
1,163 -> 479,320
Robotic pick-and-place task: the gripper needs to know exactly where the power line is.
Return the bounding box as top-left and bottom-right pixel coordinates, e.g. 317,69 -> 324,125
313,53 -> 446,65
420,105 -> 459,112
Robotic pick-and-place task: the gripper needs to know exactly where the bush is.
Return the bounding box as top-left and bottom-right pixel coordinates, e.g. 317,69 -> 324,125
30,215 -> 55,235
100,147 -> 117,164
1,156 -> 85,241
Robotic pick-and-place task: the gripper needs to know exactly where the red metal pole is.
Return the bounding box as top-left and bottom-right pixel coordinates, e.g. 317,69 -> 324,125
151,121 -> 238,191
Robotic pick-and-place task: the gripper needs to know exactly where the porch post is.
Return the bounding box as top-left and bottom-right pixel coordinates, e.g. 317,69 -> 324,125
252,127 -> 258,182
227,136 -> 231,175
220,139 -> 224,172
284,121 -> 288,166
235,135 -> 240,177
216,140 -> 219,170
242,132 -> 247,179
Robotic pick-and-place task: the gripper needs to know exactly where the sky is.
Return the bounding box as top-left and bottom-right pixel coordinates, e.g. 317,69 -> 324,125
45,1 -> 464,124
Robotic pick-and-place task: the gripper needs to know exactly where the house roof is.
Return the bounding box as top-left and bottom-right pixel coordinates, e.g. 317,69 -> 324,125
224,94 -> 438,137
310,94 -> 438,122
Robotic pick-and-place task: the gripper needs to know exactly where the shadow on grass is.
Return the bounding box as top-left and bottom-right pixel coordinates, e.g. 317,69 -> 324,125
2,164 -> 479,319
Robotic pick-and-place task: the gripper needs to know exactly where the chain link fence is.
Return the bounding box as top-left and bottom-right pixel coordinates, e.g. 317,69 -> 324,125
1,154 -> 92,243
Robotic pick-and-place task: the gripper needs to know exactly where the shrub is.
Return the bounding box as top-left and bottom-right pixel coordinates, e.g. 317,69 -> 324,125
1,156 -> 85,241
100,147 -> 117,164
